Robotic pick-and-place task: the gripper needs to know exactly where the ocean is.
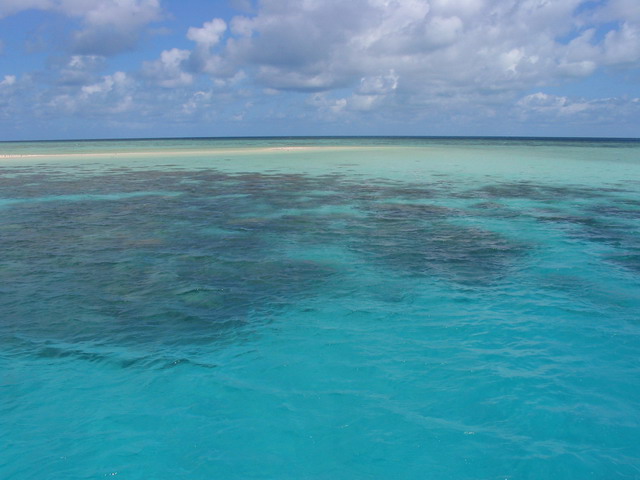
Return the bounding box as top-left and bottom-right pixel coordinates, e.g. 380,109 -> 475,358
1,137 -> 639,479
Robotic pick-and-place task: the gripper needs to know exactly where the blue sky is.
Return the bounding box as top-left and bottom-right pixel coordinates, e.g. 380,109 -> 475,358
0,0 -> 639,140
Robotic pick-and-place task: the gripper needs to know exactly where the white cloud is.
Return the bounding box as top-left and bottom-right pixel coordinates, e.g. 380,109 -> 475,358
557,60 -> 597,77
182,90 -> 213,115
0,0 -> 164,55
307,93 -> 348,116
55,54 -> 106,85
71,0 -> 164,55
358,70 -> 399,95
603,22 -> 640,65
558,28 -> 599,77
516,92 -> 640,125
81,71 -> 129,96
2,0 -> 640,138
187,18 -> 227,48
230,15 -> 254,37
218,0 -> 565,95
517,92 -> 585,115
0,74 -> 20,121
229,0 -> 254,14
224,0 -> 376,90
0,74 -> 16,87
596,0 -> 640,23
121,0 -> 640,132
77,0 -> 162,27
429,0 -> 483,17
142,48 -> 193,88
204,0 -> 640,126
142,17 -> 238,87
0,0 -> 51,18
423,15 -> 463,48
42,71 -> 136,118
256,67 -> 339,91
347,94 -> 380,112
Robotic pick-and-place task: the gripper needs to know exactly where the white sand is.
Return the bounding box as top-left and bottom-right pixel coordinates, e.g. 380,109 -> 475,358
0,145 -> 374,160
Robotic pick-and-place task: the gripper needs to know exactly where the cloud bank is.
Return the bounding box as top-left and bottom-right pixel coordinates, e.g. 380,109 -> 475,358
0,0 -> 639,139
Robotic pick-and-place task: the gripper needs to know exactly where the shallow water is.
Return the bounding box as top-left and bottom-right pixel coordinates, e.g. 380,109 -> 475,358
1,137 -> 640,479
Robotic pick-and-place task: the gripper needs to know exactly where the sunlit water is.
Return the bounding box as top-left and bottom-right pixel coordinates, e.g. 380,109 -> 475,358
1,137 -> 639,479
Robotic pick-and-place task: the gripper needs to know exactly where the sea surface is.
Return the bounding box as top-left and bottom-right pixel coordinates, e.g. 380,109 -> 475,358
1,137 -> 639,479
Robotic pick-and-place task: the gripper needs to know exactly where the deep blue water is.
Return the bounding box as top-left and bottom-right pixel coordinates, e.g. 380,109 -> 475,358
1,138 -> 640,479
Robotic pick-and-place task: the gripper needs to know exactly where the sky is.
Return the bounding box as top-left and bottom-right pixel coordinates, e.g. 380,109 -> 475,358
0,0 -> 639,140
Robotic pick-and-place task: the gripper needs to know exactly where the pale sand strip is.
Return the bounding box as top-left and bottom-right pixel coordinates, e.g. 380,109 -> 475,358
0,145 -> 376,160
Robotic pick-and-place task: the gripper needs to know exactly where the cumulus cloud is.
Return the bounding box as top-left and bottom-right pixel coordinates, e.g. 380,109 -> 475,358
43,71 -> 135,116
141,17 -> 236,87
517,92 -> 590,116
0,0 -> 50,18
54,55 -> 106,85
226,0 -> 373,90
142,48 -> 193,88
307,93 -> 348,117
71,0 -> 164,55
184,18 -> 237,77
187,18 -> 227,48
592,0 -> 640,24
602,22 -> 640,65
212,0 -> 640,105
0,74 -> 17,88
25,0 -> 639,116
81,71 -> 131,96
182,90 -> 213,115
0,0 -> 164,55
329,70 -> 400,113
358,70 -> 399,95
0,74 -> 21,123
2,0 -> 640,138
517,92 -> 640,131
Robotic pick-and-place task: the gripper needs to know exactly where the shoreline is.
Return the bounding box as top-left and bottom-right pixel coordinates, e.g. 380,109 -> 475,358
0,145 -> 380,160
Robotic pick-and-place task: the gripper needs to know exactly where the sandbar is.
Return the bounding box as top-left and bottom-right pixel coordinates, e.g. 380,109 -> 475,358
0,145 -> 376,160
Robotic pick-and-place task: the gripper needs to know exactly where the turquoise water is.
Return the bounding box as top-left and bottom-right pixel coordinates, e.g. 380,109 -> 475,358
1,137 -> 640,479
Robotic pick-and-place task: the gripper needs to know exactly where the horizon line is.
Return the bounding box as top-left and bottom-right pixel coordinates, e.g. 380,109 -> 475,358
2,134 -> 639,144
